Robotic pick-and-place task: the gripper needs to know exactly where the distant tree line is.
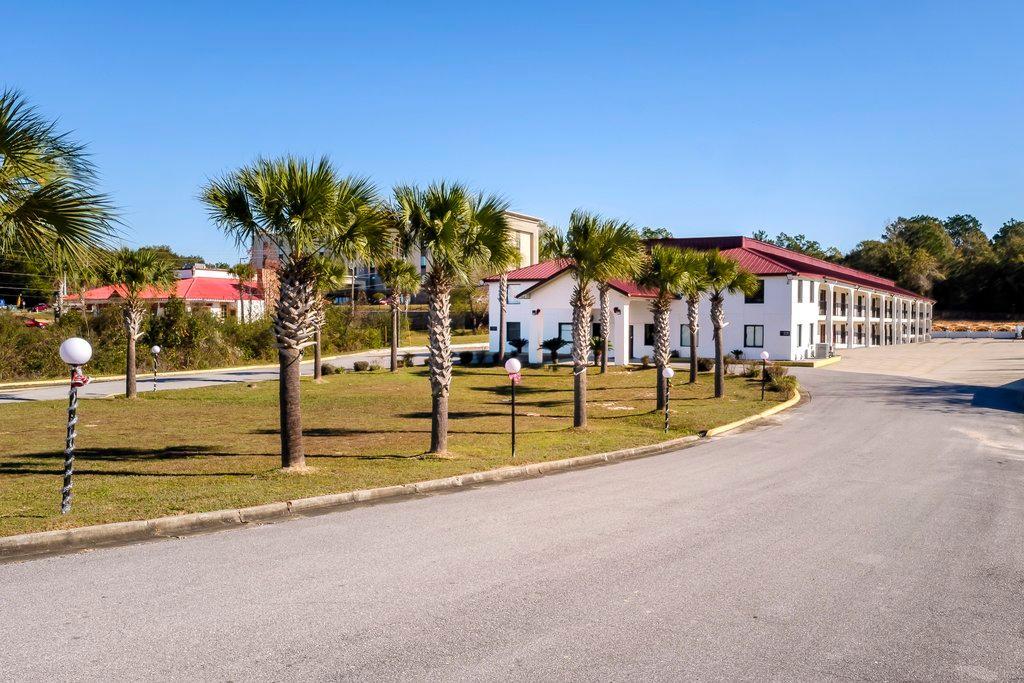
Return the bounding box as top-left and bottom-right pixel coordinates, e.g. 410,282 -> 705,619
754,215 -> 1024,315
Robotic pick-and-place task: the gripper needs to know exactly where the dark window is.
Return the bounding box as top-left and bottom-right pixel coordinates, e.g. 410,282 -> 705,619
644,323 -> 655,346
592,322 -> 602,340
797,324 -> 803,346
680,324 -> 697,347
745,279 -> 765,304
796,280 -> 803,303
810,286 -> 816,303
744,325 -> 764,348
558,323 -> 572,342
506,322 -> 521,343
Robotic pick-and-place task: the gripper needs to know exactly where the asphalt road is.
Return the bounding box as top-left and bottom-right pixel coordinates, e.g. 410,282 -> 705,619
1,359 -> 1023,679
0,342 -> 486,403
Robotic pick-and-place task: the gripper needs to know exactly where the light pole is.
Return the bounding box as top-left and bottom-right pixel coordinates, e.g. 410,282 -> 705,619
662,366 -> 675,432
760,350 -> 770,401
58,337 -> 92,515
150,345 -> 161,392
504,358 -> 522,458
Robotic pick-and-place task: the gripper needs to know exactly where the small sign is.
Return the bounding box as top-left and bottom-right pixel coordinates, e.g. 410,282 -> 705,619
489,325 -> 497,331
779,330 -> 791,336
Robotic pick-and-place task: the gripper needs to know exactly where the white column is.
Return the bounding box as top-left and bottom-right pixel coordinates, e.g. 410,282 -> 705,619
845,287 -> 855,349
528,309 -> 544,364
894,297 -> 902,344
825,283 -> 835,351
613,302 -> 631,366
880,294 -> 888,346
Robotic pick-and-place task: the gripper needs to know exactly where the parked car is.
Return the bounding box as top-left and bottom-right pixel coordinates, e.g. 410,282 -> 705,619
23,318 -> 50,328
30,303 -> 50,312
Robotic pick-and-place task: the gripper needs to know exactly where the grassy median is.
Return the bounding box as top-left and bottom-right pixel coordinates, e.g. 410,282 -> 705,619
0,366 -> 786,537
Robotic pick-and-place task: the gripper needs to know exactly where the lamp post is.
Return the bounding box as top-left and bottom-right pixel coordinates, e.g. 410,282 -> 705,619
760,350 -> 770,401
504,358 -> 522,458
662,366 -> 675,432
150,345 -> 161,392
58,337 -> 92,514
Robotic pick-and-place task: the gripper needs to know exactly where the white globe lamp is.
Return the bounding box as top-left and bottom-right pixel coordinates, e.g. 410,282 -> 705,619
760,350 -> 770,360
662,367 -> 675,379
59,337 -> 92,366
504,358 -> 521,374
150,345 -> 161,355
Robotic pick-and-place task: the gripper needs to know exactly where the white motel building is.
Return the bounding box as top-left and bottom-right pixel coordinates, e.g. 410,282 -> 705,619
485,236 -> 935,363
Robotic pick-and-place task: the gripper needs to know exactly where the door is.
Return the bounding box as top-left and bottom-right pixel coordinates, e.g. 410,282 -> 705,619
628,326 -> 634,360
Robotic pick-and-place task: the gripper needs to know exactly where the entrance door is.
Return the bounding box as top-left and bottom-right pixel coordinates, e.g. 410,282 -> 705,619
628,326 -> 634,360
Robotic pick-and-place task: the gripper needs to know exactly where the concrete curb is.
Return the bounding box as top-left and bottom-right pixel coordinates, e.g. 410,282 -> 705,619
704,390 -> 802,437
0,391 -> 802,562
0,342 -> 487,389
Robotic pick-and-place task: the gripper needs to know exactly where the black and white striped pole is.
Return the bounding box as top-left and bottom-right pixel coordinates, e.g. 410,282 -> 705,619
150,345 -> 161,392
662,366 -> 675,432
58,337 -> 92,515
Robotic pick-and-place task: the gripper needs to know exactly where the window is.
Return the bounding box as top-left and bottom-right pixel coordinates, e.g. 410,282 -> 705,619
644,323 -> 655,346
745,279 -> 765,304
420,255 -> 427,274
506,322 -> 521,343
680,323 -> 697,347
810,286 -> 816,303
744,325 -> 764,348
796,280 -> 803,303
592,322 -> 602,340
797,324 -> 803,346
558,323 -> 572,343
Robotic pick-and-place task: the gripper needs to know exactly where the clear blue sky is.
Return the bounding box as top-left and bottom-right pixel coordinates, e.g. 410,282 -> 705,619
5,1 -> 1023,262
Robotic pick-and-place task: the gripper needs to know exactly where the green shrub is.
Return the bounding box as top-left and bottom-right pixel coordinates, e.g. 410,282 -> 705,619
403,352 -> 415,367
696,357 -> 714,372
743,363 -> 760,378
353,360 -> 370,372
765,362 -> 789,382
640,355 -> 651,368
459,350 -> 474,365
769,374 -> 799,398
320,363 -> 339,375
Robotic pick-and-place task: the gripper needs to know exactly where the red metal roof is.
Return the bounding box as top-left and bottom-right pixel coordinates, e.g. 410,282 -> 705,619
482,259 -> 572,282
68,277 -> 263,302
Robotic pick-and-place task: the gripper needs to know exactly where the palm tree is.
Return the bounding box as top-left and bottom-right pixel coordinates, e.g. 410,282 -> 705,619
390,181 -> 518,454
101,248 -> 175,398
201,156 -> 385,469
635,245 -> 695,409
704,249 -> 759,398
544,211 -> 645,428
377,256 -> 421,371
229,262 -> 257,322
0,89 -> 114,271
309,256 -> 350,381
595,226 -> 643,373
678,249 -> 711,384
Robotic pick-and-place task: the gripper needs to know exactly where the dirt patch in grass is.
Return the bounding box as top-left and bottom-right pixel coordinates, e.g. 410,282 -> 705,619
0,366 -> 787,537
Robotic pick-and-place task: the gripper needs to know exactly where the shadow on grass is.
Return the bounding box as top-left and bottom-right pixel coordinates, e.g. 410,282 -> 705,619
0,463 -> 256,477
3,445 -> 239,462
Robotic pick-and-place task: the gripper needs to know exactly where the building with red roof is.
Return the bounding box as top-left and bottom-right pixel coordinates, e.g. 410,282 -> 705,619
484,236 -> 934,363
70,264 -> 265,321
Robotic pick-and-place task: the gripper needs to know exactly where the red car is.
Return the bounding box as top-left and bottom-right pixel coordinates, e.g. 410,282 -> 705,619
30,303 -> 50,312
23,318 -> 50,328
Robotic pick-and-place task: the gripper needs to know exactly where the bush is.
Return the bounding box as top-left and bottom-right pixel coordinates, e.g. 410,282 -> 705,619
320,363 -> 339,375
640,355 -> 651,368
459,350 -> 474,365
508,337 -> 529,355
669,349 -> 680,359
731,349 -> 744,360
352,360 -> 370,372
765,362 -> 789,382
769,374 -> 799,399
696,358 -> 714,372
403,352 -> 415,367
743,363 -> 760,378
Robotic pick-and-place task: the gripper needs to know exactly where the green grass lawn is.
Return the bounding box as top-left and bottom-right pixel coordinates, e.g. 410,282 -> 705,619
398,329 -> 488,348
0,366 -> 788,537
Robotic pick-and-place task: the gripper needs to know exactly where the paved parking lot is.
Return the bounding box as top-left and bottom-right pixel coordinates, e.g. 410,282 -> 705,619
827,338 -> 1024,392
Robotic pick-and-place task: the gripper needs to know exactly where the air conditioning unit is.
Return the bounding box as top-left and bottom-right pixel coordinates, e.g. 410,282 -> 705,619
814,343 -> 831,359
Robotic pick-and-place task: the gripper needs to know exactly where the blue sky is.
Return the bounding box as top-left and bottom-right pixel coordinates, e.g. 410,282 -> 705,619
5,1 -> 1024,262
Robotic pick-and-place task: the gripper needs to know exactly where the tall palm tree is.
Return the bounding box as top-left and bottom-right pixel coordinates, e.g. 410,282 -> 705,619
704,249 -> 759,398
201,156 -> 385,469
595,226 -> 644,373
544,211 -> 645,428
390,181 -> 518,454
309,256 -> 350,381
678,249 -> 711,384
377,256 -> 421,372
0,89 -> 114,271
102,248 -> 175,398
635,245 -> 695,408
229,262 -> 256,322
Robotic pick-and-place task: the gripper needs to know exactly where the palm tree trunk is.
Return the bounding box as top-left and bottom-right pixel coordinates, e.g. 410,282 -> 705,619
278,346 -> 304,469
390,300 -> 399,372
711,294 -> 725,398
599,284 -> 610,373
497,272 -> 508,363
652,297 -> 671,409
426,277 -> 453,453
124,304 -> 142,399
687,294 -> 699,384
350,262 -> 356,312
313,327 -> 322,381
571,283 -> 594,428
